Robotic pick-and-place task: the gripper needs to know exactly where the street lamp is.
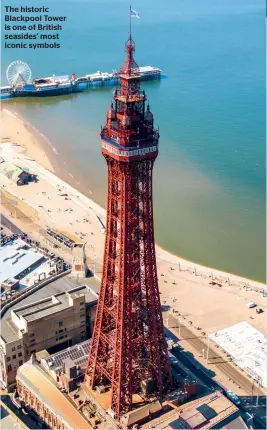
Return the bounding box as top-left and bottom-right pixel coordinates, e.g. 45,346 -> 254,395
172,297 -> 177,313
178,317 -> 181,338
206,335 -> 210,365
256,376 -> 262,407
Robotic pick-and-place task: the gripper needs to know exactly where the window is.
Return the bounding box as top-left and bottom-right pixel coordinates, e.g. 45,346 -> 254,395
17,345 -> 22,350
81,330 -> 85,334
30,339 -> 35,343
12,355 -> 16,360
19,360 -> 23,366
59,329 -> 64,334
59,321 -> 63,327
11,347 -> 16,352
29,333 -> 35,338
7,365 -> 12,372
18,352 -> 22,357
7,357 -> 10,362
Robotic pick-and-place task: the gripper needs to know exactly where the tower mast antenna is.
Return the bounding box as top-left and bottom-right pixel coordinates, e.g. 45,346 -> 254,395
129,5 -> 132,40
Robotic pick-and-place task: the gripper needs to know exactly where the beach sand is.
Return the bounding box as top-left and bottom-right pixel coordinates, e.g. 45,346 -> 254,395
0,109 -> 54,171
0,107 -> 266,341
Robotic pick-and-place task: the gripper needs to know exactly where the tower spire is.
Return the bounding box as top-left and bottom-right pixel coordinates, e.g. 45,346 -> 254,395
120,6 -> 139,76
129,5 -> 132,41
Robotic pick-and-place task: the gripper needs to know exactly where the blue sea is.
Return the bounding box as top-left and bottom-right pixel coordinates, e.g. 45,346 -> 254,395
1,0 -> 266,281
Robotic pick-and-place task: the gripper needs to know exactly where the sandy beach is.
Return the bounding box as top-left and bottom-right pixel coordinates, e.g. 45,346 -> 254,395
0,107 -> 266,341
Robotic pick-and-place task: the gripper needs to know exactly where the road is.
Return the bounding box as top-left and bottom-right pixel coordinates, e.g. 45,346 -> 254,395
1,214 -> 24,235
165,312 -> 266,396
165,312 -> 267,428
0,395 -> 37,429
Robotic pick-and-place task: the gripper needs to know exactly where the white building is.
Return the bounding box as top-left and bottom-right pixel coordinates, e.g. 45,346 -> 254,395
210,321 -> 267,388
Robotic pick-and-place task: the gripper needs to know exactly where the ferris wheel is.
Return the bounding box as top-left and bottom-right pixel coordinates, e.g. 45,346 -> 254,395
6,61 -> 32,86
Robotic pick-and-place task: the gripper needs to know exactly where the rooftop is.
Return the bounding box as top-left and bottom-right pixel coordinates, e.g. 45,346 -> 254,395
220,416 -> 249,429
0,240 -> 44,284
12,285 -> 97,323
138,66 -> 161,73
41,339 -> 90,377
210,321 -> 267,388
17,358 -> 91,429
12,294 -> 70,322
120,400 -> 162,427
167,391 -> 238,430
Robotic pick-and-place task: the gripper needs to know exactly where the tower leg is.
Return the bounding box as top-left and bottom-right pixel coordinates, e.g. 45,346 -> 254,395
85,159 -> 172,418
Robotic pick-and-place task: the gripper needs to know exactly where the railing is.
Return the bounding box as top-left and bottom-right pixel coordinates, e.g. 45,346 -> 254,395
101,126 -> 159,146
113,88 -> 146,100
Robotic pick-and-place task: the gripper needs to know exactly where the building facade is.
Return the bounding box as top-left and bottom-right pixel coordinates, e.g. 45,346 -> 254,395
17,355 -> 91,429
0,284 -> 97,388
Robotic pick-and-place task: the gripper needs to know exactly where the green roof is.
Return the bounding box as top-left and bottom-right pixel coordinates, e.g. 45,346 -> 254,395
0,162 -> 24,182
18,166 -> 32,174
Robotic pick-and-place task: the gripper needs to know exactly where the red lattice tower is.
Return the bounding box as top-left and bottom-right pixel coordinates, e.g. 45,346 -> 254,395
85,31 -> 172,418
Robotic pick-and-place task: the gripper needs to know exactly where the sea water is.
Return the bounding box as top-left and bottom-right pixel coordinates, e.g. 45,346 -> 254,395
1,0 -> 265,281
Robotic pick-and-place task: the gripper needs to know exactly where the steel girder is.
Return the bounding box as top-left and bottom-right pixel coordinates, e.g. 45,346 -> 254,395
85,157 -> 172,418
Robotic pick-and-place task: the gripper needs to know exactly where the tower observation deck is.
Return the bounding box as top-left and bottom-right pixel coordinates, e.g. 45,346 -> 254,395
85,26 -> 172,419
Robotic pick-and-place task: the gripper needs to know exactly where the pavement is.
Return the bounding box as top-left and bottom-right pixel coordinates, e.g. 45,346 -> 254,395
1,214 -> 24,235
0,404 -> 23,430
1,395 -> 39,430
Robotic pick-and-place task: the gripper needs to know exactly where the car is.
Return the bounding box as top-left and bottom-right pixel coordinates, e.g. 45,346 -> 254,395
244,412 -> 254,422
167,339 -> 175,348
172,343 -> 180,351
169,357 -> 179,365
247,302 -> 257,309
226,391 -> 241,405
256,308 -> 264,314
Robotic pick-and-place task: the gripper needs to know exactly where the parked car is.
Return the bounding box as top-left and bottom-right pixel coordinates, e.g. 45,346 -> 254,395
256,308 -> 264,314
244,412 -> 254,422
247,302 -> 257,309
226,391 -> 241,405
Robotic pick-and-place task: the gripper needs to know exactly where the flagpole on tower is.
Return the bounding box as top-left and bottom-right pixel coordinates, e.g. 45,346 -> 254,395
129,5 -> 132,39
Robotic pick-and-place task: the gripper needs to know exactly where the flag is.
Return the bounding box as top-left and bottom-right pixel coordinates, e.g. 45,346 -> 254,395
131,8 -> 140,19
